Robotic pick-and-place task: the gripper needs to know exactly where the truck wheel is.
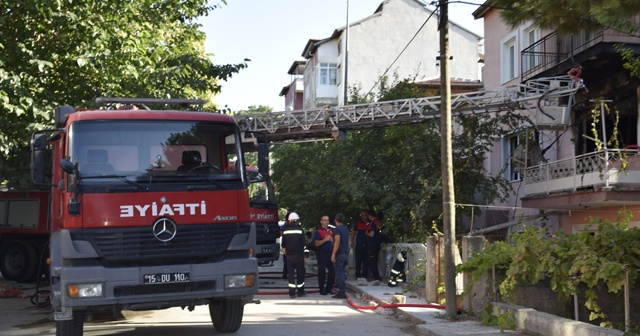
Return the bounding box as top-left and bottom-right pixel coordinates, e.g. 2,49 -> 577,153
56,310 -> 84,336
209,298 -> 244,332
0,240 -> 38,282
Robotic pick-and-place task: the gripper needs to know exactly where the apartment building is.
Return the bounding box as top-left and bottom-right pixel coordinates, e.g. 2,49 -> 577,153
281,0 -> 482,110
279,60 -> 305,111
473,2 -> 640,235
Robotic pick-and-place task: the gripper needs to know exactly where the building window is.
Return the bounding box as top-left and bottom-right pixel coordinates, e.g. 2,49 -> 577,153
523,26 -> 540,72
505,130 -> 539,182
319,63 -> 337,85
501,35 -> 518,83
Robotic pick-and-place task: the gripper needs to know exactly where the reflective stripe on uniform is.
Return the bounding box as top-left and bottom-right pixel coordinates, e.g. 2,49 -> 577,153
288,282 -> 305,288
283,230 -> 303,235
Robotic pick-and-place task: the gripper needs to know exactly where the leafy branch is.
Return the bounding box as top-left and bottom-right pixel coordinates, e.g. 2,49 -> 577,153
459,209 -> 640,329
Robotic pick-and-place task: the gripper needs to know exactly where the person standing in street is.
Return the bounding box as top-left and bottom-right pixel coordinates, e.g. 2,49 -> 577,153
364,211 -> 382,286
281,222 -> 288,279
281,212 -> 307,298
313,215 -> 335,295
350,210 -> 370,285
331,213 -> 350,299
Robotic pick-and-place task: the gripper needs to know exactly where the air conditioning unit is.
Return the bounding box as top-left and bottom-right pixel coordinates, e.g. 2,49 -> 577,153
536,105 -> 570,128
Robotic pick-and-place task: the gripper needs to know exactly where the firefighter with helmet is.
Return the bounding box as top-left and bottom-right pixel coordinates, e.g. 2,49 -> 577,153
281,212 -> 307,298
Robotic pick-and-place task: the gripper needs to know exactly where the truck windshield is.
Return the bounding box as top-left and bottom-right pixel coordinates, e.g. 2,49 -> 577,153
67,120 -> 245,185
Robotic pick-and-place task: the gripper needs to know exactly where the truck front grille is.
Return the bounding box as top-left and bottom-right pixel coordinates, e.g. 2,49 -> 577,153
255,222 -> 280,244
70,224 -> 251,266
114,281 -> 216,297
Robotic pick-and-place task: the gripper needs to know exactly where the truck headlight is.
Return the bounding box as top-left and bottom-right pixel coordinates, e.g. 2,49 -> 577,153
67,283 -> 104,298
224,274 -> 256,289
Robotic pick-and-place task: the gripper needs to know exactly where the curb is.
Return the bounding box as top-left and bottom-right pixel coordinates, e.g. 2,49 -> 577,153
345,282 -> 427,325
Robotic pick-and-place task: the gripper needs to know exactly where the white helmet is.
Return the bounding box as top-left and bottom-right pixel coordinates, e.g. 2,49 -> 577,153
288,212 -> 300,221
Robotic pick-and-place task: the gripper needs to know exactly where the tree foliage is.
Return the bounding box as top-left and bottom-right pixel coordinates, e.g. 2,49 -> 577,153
235,105 -> 273,115
459,210 -> 640,329
235,105 -> 273,167
493,0 -> 640,34
0,0 -> 248,187
271,78 -> 526,240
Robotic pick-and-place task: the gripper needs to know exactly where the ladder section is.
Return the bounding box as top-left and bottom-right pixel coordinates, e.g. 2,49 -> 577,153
235,76 -> 582,142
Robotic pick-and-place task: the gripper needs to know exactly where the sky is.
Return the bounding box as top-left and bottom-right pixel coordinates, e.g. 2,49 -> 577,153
199,0 -> 485,112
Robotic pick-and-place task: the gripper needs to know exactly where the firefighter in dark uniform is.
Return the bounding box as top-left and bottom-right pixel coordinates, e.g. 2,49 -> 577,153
281,212 -> 307,298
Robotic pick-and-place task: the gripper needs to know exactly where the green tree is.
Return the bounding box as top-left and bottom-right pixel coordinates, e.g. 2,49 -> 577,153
235,105 -> 274,167
0,0 -> 248,187
493,0 -> 640,34
459,210 -> 640,330
235,105 -> 274,115
492,0 -> 640,77
271,78 -> 525,240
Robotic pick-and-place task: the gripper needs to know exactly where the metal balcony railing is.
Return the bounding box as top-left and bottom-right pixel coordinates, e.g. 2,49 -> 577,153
524,149 -> 640,196
521,16 -> 640,80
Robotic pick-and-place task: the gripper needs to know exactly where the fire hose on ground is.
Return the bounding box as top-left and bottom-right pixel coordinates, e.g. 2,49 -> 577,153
258,271 -> 456,312
344,294 -> 450,311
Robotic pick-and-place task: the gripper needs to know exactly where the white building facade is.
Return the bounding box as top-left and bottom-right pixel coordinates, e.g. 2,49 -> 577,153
291,0 -> 482,109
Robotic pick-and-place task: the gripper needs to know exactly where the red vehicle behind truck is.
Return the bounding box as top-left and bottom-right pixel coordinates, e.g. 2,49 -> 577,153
0,190 -> 50,282
246,166 -> 280,266
1,98 -> 262,335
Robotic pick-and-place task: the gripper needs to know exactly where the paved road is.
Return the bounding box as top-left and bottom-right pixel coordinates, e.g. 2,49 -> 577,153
2,260 -> 421,336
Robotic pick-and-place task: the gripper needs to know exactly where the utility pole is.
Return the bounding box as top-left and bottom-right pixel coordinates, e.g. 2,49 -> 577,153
344,0 -> 350,105
438,0 -> 457,319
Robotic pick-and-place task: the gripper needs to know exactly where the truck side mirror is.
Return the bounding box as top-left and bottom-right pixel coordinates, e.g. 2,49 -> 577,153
60,159 -> 76,174
30,133 -> 48,185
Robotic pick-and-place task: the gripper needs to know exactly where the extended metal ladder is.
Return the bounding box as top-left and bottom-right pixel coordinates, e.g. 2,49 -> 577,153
235,76 -> 583,142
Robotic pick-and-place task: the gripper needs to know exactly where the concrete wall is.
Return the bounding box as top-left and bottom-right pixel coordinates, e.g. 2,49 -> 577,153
493,303 -> 624,336
344,0 -> 480,102
460,235 -> 638,334
511,279 -> 640,329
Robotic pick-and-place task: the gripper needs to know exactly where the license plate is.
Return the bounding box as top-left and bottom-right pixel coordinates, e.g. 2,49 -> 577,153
262,248 -> 272,253
143,272 -> 190,285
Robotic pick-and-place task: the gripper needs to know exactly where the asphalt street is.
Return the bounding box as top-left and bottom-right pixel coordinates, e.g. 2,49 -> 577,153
0,256 -> 422,336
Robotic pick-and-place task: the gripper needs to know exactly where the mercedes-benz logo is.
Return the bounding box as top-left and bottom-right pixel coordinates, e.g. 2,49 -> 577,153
152,218 -> 177,242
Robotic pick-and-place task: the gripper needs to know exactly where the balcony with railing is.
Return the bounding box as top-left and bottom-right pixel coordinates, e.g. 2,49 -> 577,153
523,149 -> 640,208
521,16 -> 640,80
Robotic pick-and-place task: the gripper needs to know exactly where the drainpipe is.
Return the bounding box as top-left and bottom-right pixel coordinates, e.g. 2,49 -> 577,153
573,293 -> 579,321
600,101 -> 609,188
343,0 -> 350,106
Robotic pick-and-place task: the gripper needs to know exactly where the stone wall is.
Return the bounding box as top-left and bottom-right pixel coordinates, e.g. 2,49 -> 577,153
460,235 -> 640,332
493,303 -> 625,336
512,280 -> 640,329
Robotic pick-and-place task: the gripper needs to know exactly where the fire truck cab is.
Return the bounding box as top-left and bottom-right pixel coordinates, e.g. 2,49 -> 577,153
31,98 -> 259,335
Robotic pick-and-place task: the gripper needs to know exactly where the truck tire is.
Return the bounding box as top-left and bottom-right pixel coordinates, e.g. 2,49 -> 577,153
56,310 -> 84,336
209,298 -> 244,332
0,240 -> 38,282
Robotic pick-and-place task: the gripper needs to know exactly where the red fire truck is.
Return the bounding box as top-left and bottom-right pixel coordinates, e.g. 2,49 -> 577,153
246,166 -> 280,266
0,190 -> 50,283
2,98 -> 261,335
